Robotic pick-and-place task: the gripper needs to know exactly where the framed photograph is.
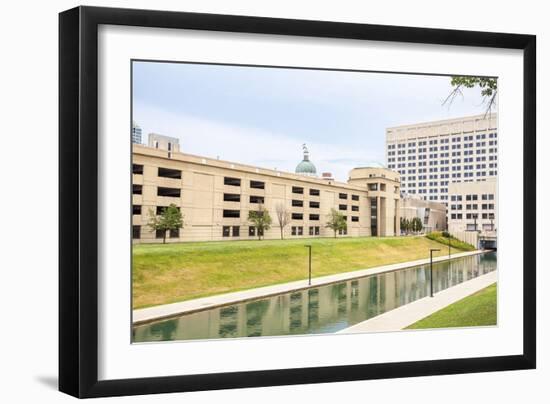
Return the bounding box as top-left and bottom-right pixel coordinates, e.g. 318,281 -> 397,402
59,6 -> 536,398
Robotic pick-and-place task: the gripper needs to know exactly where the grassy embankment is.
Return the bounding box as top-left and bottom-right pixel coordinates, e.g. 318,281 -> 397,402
133,235 -> 474,309
406,283 -> 497,329
426,231 -> 476,251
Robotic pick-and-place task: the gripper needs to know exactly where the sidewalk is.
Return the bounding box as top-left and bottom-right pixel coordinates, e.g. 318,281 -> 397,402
337,270 -> 497,334
133,249 -> 486,325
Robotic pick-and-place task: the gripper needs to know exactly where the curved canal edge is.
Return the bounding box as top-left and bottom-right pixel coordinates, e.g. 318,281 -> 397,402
133,249 -> 488,325
337,270 -> 497,334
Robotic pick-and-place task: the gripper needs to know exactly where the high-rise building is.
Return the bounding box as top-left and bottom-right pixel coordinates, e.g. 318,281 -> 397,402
132,121 -> 142,144
385,113 -> 497,205
147,133 -> 180,155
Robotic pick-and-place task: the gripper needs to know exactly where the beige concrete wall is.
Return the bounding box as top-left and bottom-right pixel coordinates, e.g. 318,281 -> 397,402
448,178 -> 497,236
132,146 -> 395,243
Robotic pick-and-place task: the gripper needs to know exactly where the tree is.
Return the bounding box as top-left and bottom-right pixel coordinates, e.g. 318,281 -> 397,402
411,217 -> 423,233
325,208 -> 347,238
147,204 -> 184,244
400,217 -> 408,235
248,204 -> 272,240
443,76 -> 497,115
275,203 -> 291,240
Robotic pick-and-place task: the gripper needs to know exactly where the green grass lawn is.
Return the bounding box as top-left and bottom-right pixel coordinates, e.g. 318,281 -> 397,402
406,283 -> 497,329
133,235 -> 470,309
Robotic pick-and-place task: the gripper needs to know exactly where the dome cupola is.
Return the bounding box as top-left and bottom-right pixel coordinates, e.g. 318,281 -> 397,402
295,144 -> 317,176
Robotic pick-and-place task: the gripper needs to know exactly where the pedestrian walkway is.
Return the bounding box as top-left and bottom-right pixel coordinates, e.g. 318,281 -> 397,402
337,270 -> 497,334
133,249 -> 485,325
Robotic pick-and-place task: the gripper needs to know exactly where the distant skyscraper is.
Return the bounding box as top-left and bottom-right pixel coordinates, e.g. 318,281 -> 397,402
132,121 -> 142,144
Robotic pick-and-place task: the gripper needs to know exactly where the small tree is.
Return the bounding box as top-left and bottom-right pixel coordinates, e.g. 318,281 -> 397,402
411,217 -> 423,233
400,217 -> 407,235
275,203 -> 291,240
248,204 -> 272,240
147,204 -> 184,244
325,208 -> 347,238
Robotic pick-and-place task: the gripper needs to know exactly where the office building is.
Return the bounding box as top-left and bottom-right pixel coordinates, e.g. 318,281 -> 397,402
448,178 -> 497,234
132,121 -> 142,144
386,113 -> 498,205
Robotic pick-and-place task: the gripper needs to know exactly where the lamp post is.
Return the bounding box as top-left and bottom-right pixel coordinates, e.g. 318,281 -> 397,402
305,245 -> 312,286
430,248 -> 440,297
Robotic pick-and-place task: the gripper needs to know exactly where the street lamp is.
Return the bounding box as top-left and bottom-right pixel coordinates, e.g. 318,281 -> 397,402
305,245 -> 312,286
429,248 -> 440,297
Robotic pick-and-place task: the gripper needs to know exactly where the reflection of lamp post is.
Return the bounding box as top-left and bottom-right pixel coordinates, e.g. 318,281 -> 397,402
447,225 -> 451,259
430,249 -> 440,297
305,245 -> 312,285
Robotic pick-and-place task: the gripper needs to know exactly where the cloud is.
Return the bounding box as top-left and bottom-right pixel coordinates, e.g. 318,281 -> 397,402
134,103 -> 381,181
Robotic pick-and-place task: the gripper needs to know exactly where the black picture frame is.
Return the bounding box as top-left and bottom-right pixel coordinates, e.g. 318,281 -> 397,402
59,5 -> 536,398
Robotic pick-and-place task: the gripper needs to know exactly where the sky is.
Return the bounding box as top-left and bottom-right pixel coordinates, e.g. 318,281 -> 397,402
132,61 -> 489,182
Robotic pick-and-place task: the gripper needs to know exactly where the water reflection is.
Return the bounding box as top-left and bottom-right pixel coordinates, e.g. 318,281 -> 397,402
133,252 -> 497,342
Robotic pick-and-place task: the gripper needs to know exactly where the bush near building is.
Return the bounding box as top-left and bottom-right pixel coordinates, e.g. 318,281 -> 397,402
426,231 -> 475,251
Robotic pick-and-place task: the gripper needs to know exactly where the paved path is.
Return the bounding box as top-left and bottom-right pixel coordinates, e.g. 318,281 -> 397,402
133,249 -> 486,325
337,270 -> 497,334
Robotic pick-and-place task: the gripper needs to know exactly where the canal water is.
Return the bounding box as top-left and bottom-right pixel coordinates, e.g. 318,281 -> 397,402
133,252 -> 496,342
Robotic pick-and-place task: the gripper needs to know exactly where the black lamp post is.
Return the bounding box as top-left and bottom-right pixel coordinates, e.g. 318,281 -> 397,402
305,245 -> 312,285
430,248 -> 440,297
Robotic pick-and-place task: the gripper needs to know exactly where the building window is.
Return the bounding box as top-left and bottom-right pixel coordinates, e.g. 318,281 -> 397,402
158,167 -> 181,179
250,180 -> 265,189
157,187 -> 180,197
232,226 -> 240,237
338,228 -> 348,235
351,205 -> 359,212
351,194 -> 359,201
292,200 -> 304,207
292,186 -> 304,194
223,210 -> 240,218
291,226 -> 297,236
368,183 -> 378,191
297,226 -> 303,235
132,225 -> 140,239
155,229 -> 165,239
223,226 -> 231,237
309,226 -> 314,236
309,188 -> 320,196
351,216 -> 359,222
169,228 -> 179,238
132,205 -> 141,215
309,201 -> 320,208
292,213 -> 303,220
370,197 -> 378,236
314,226 -> 320,235
339,193 -> 348,200
223,193 -> 240,202
132,184 -> 142,195
309,214 -> 319,221
339,204 -> 347,211
249,195 -> 265,204
224,177 -> 241,186
248,226 -> 256,237
132,164 -> 143,175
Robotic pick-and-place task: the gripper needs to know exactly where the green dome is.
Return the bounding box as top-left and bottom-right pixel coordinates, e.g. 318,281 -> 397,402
296,160 -> 317,174
295,144 -> 317,176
